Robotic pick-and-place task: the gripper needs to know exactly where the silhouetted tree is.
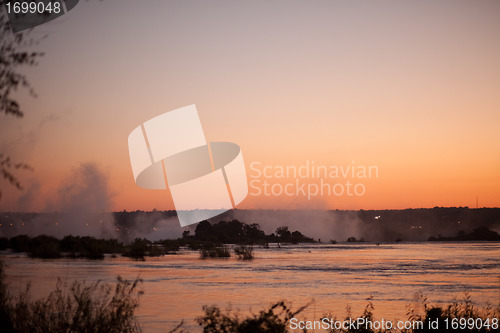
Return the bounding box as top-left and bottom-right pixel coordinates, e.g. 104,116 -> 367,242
0,10 -> 43,199
275,226 -> 291,242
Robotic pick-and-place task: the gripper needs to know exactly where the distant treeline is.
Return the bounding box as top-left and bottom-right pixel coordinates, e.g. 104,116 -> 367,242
2,207 -> 500,242
114,207 -> 500,241
187,220 -> 313,244
0,220 -> 313,259
428,227 -> 500,242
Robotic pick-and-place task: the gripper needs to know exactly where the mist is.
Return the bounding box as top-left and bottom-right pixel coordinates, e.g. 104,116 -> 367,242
117,211 -> 183,243
26,162 -> 116,238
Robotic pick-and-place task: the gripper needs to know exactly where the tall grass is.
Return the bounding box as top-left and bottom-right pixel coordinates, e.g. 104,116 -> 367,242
407,293 -> 499,333
0,260 -> 143,333
196,301 -> 309,333
322,294 -> 499,333
198,296 -> 499,333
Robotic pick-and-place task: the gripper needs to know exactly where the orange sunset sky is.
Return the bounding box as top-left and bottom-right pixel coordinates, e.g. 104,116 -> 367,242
1,0 -> 499,212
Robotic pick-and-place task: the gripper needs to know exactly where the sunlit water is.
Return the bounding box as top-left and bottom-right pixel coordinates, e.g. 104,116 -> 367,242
3,242 -> 500,332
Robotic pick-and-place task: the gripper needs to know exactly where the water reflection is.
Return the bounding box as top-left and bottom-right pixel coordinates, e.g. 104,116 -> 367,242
4,242 -> 500,332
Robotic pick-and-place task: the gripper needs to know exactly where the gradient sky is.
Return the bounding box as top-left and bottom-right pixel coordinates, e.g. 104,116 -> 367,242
1,0 -> 499,212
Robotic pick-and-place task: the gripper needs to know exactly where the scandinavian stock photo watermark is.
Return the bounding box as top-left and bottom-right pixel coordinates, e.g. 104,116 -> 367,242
249,160 -> 379,200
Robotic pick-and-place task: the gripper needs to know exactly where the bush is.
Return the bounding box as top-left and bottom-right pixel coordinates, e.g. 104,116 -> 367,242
199,245 -> 231,259
409,293 -> 499,333
27,235 -> 61,259
0,260 -> 143,333
234,245 -> 254,260
122,238 -> 149,260
323,294 -> 500,333
196,301 -> 309,333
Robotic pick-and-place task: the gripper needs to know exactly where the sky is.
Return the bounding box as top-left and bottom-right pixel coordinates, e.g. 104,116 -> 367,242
1,0 -> 499,212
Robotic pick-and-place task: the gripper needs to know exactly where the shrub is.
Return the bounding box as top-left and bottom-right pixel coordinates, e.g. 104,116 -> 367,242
27,235 -> 61,259
234,245 -> 254,260
123,238 -> 149,260
409,293 -> 500,333
323,294 -> 500,333
196,301 -> 309,333
0,260 -> 143,333
199,245 -> 231,259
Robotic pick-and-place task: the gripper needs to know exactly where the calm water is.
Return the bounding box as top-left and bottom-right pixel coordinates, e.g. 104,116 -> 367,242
3,242 -> 500,332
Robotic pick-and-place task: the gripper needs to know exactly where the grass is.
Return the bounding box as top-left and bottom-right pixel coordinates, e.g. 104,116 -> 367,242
197,295 -> 499,333
196,301 -> 309,333
407,293 -> 499,333
321,294 -> 499,333
0,260 -> 144,333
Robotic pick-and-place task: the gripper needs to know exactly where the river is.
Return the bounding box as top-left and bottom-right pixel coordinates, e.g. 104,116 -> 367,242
3,242 -> 500,332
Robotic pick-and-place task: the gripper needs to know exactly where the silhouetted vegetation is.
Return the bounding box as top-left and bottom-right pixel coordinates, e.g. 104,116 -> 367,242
121,238 -> 180,260
187,220 -> 314,246
4,234 -> 121,259
271,226 -> 315,244
3,208 -> 500,243
122,238 -> 148,260
196,301 -> 309,333
192,220 -> 268,244
409,294 -> 499,333
0,260 -> 143,333
234,245 -> 254,260
26,235 -> 61,259
195,294 -> 500,333
199,245 -> 231,259
428,227 -> 500,242
1,257 -> 498,332
320,293 -> 500,333
0,234 -> 183,260
346,236 -> 366,243
60,235 -> 123,259
0,10 -> 41,200
0,218 -> 315,261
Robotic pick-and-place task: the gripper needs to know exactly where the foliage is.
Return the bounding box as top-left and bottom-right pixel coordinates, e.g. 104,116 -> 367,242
272,226 -> 314,244
0,155 -> 33,200
234,245 -> 254,261
3,235 -> 179,260
346,237 -> 366,243
60,235 -> 123,259
199,244 -> 231,259
196,301 -> 309,333
428,227 -> 500,242
0,260 -> 143,333
194,220 -> 267,244
0,9 -> 43,199
122,238 -> 149,261
122,238 -> 181,260
409,293 -> 499,333
6,234 -> 125,259
191,220 -> 314,245
323,294 -> 500,333
0,11 -> 43,117
26,234 -> 61,259
325,298 -> 381,333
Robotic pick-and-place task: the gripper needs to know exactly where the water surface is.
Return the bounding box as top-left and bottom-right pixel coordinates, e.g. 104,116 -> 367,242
4,242 -> 500,332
